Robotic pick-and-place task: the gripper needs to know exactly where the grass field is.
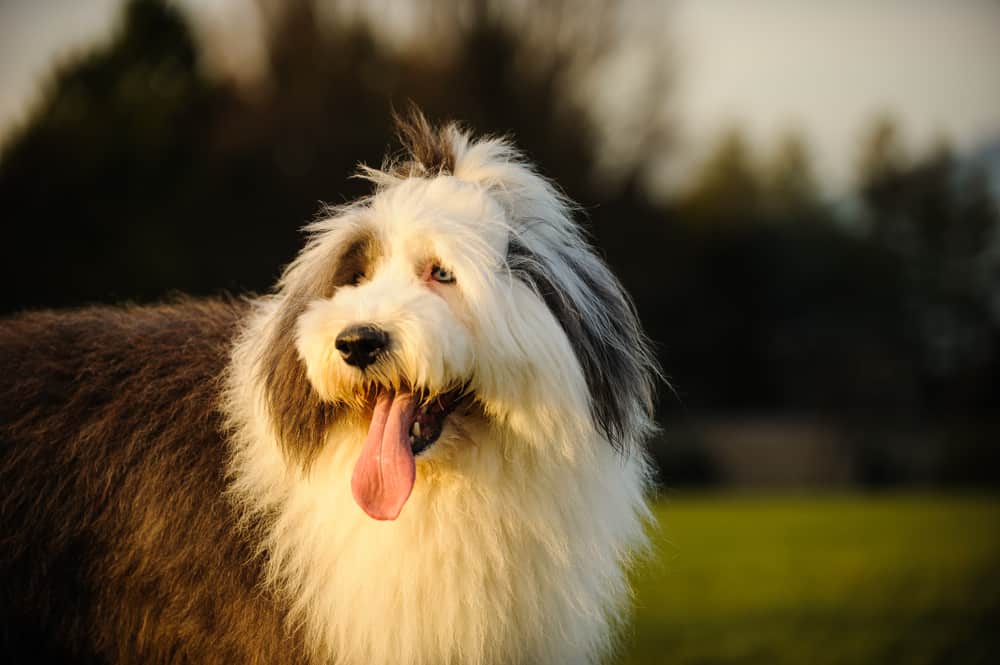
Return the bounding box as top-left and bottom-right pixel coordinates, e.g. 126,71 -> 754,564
617,494 -> 1000,665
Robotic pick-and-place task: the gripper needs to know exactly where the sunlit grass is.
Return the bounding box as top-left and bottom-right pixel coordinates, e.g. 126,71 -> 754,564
618,494 -> 1000,665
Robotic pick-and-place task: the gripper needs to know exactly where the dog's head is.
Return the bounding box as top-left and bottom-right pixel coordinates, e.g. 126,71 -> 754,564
257,111 -> 657,520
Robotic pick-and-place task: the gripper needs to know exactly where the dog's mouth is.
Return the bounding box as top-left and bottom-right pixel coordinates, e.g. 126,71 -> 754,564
408,387 -> 467,455
350,385 -> 469,522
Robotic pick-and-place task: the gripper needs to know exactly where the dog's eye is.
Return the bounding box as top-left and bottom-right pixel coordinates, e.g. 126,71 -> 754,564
429,265 -> 455,284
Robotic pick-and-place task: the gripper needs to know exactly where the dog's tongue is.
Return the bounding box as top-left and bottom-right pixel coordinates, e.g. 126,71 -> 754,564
351,390 -> 416,521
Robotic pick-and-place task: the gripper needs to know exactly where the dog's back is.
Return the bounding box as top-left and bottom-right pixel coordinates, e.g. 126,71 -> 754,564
0,300 -> 304,665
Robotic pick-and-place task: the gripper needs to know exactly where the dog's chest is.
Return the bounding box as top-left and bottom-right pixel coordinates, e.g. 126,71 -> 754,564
263,442 -> 602,665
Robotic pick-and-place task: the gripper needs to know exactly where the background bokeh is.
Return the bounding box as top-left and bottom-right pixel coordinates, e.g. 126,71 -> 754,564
1,1 -> 998,663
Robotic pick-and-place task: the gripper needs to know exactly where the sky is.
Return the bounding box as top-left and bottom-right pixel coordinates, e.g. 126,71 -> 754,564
1,0 -> 999,194
670,0 -> 1000,191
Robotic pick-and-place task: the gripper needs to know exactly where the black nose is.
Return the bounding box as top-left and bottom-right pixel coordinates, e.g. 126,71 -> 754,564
335,325 -> 389,370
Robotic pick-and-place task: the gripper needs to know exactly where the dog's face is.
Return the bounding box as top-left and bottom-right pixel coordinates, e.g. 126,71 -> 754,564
257,119 -> 656,521
297,177 -> 504,404
294,177 -> 512,519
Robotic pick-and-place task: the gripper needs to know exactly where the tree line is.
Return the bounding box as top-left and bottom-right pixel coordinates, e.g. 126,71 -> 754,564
1,0 -> 997,460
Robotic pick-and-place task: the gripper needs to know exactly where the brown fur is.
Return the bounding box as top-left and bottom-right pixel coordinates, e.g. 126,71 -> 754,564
322,230 -> 382,298
0,299 -> 308,664
388,107 -> 456,178
259,292 -> 343,469
258,231 -> 382,468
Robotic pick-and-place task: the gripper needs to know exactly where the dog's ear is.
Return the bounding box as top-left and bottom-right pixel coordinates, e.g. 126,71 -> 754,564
259,222 -> 382,466
258,294 -> 341,468
508,237 -> 658,452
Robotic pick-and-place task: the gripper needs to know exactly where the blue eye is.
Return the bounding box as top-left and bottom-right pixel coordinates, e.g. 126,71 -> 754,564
430,265 -> 455,284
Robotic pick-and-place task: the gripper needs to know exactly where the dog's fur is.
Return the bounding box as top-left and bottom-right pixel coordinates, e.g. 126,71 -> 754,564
1,113 -> 657,665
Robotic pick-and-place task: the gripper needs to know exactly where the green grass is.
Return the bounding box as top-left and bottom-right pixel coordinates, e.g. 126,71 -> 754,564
617,494 -> 1000,665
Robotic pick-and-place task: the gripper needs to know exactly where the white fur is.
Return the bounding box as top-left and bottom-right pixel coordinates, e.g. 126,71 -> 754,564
224,125 -> 653,665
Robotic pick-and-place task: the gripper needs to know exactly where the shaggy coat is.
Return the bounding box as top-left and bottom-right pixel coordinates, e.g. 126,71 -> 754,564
0,301 -> 303,664
1,114 -> 656,665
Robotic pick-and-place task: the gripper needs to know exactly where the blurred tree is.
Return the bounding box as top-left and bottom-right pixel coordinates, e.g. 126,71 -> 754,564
677,127 -> 763,221
762,130 -> 820,217
856,113 -> 917,252
2,0 -> 997,475
1,0 -> 675,314
859,121 -> 1000,411
0,0 -> 232,308
857,112 -> 907,187
659,123 -> 917,415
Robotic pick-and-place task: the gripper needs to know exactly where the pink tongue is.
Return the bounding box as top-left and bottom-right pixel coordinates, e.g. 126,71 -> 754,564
351,390 -> 417,521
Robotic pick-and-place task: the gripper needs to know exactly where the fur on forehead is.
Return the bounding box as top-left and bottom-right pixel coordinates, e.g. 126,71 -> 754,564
360,110 -> 572,234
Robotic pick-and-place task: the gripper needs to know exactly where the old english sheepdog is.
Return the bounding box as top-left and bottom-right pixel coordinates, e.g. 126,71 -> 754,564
0,112 -> 657,665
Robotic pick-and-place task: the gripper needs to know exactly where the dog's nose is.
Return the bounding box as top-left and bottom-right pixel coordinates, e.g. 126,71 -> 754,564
335,325 -> 389,370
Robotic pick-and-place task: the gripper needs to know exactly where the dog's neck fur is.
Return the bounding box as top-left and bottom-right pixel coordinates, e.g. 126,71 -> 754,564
223,299 -> 651,665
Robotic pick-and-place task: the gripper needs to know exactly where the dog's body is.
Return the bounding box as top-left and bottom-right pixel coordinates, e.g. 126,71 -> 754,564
0,301 -> 302,664
1,115 -> 656,665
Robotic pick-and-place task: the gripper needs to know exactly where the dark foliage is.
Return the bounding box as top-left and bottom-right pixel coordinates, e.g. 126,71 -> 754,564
1,0 -> 997,485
